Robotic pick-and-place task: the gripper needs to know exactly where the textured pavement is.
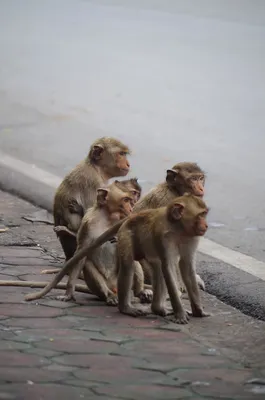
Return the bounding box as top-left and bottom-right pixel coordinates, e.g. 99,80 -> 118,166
1,190 -> 265,400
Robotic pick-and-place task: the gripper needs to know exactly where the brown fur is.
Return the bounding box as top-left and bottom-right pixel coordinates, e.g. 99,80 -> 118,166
133,162 -> 206,291
53,137 -> 131,261
25,184 -> 152,304
117,193 -> 210,324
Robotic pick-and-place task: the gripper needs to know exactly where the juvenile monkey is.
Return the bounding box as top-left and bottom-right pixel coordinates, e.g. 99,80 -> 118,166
133,162 -> 206,291
53,137 -> 131,262
25,184 -> 151,304
42,177 -> 142,275
112,178 -> 142,204
117,193 -> 210,324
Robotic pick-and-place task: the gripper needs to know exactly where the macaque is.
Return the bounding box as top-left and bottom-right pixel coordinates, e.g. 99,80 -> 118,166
117,193 -> 210,324
53,137 -> 131,262
112,178 -> 142,204
25,184 -> 152,304
42,177 -> 142,276
133,162 -> 206,291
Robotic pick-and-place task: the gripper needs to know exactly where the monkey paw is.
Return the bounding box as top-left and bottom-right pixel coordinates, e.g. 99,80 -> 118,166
168,311 -> 190,325
139,289 -> 153,304
56,294 -> 76,302
106,294 -> 118,306
151,306 -> 173,317
192,308 -> 210,318
120,306 -> 149,317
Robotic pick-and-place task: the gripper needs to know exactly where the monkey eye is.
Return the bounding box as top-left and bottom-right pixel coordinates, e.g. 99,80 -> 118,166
120,151 -> 127,156
123,197 -> 131,203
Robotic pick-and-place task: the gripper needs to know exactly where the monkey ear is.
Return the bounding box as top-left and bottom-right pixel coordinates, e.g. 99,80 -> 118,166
97,188 -> 109,206
166,169 -> 178,184
91,145 -> 104,161
171,203 -> 185,220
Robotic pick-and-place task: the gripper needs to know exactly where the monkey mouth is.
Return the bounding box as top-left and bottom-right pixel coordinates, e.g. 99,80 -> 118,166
196,230 -> 207,236
120,168 -> 130,175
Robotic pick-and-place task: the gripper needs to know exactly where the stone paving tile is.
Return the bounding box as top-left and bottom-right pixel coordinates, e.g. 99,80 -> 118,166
1,190 -> 265,400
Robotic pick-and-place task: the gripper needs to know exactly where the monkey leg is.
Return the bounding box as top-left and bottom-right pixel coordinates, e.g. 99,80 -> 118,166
117,254 -> 149,317
140,259 -> 152,285
179,258 -> 210,318
149,261 -> 172,317
133,261 -> 153,304
83,261 -> 118,306
160,251 -> 190,324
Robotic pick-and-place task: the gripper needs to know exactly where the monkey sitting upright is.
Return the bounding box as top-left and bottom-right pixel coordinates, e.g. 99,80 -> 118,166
25,183 -> 151,305
117,193 -> 210,324
53,136 -> 131,262
133,162 -> 206,292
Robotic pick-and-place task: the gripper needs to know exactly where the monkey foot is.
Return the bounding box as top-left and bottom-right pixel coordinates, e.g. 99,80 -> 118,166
138,289 -> 153,304
119,306 -> 149,318
106,294 -> 118,306
55,294 -> 76,302
151,306 -> 174,317
192,309 -> 211,318
167,311 -> 190,325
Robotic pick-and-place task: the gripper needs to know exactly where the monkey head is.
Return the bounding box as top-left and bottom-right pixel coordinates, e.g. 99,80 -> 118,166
167,193 -> 209,237
166,162 -> 205,197
88,137 -> 131,178
113,178 -> 142,204
96,186 -> 134,222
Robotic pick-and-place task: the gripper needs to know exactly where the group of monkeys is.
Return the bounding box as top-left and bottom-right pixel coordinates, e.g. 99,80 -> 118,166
1,137 -> 210,324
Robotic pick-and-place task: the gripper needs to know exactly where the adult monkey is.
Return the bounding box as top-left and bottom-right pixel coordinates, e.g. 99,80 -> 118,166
52,137 -> 131,262
133,162 -> 206,291
117,194 -> 210,324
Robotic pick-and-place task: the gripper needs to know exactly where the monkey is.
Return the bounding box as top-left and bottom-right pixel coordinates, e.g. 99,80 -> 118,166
116,193 -> 210,324
53,137 -> 131,262
132,162 -> 206,292
112,178 -> 142,204
41,177 -> 142,276
24,184 -> 152,304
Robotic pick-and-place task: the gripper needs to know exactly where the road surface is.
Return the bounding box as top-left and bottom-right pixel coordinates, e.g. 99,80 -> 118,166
1,0 -> 265,318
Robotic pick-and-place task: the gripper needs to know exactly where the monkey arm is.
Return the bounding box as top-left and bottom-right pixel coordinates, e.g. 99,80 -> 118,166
53,226 -> 77,238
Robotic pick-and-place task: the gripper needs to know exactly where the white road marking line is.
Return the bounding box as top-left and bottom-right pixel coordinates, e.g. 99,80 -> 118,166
1,150 -> 265,281
199,238 -> 265,281
0,151 -> 61,188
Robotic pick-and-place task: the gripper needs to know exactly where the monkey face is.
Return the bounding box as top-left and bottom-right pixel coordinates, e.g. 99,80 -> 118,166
188,175 -> 205,197
194,212 -> 208,236
119,196 -> 134,217
168,194 -> 208,237
114,151 -> 130,176
166,165 -> 205,197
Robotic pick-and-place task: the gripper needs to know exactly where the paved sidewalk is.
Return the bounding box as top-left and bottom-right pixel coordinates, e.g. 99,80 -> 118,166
1,190 -> 265,400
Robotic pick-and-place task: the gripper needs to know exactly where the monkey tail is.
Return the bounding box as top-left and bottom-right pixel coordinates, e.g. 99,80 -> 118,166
24,218 -> 127,301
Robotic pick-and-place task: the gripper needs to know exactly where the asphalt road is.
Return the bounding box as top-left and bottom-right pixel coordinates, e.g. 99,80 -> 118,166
1,0 -> 265,318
